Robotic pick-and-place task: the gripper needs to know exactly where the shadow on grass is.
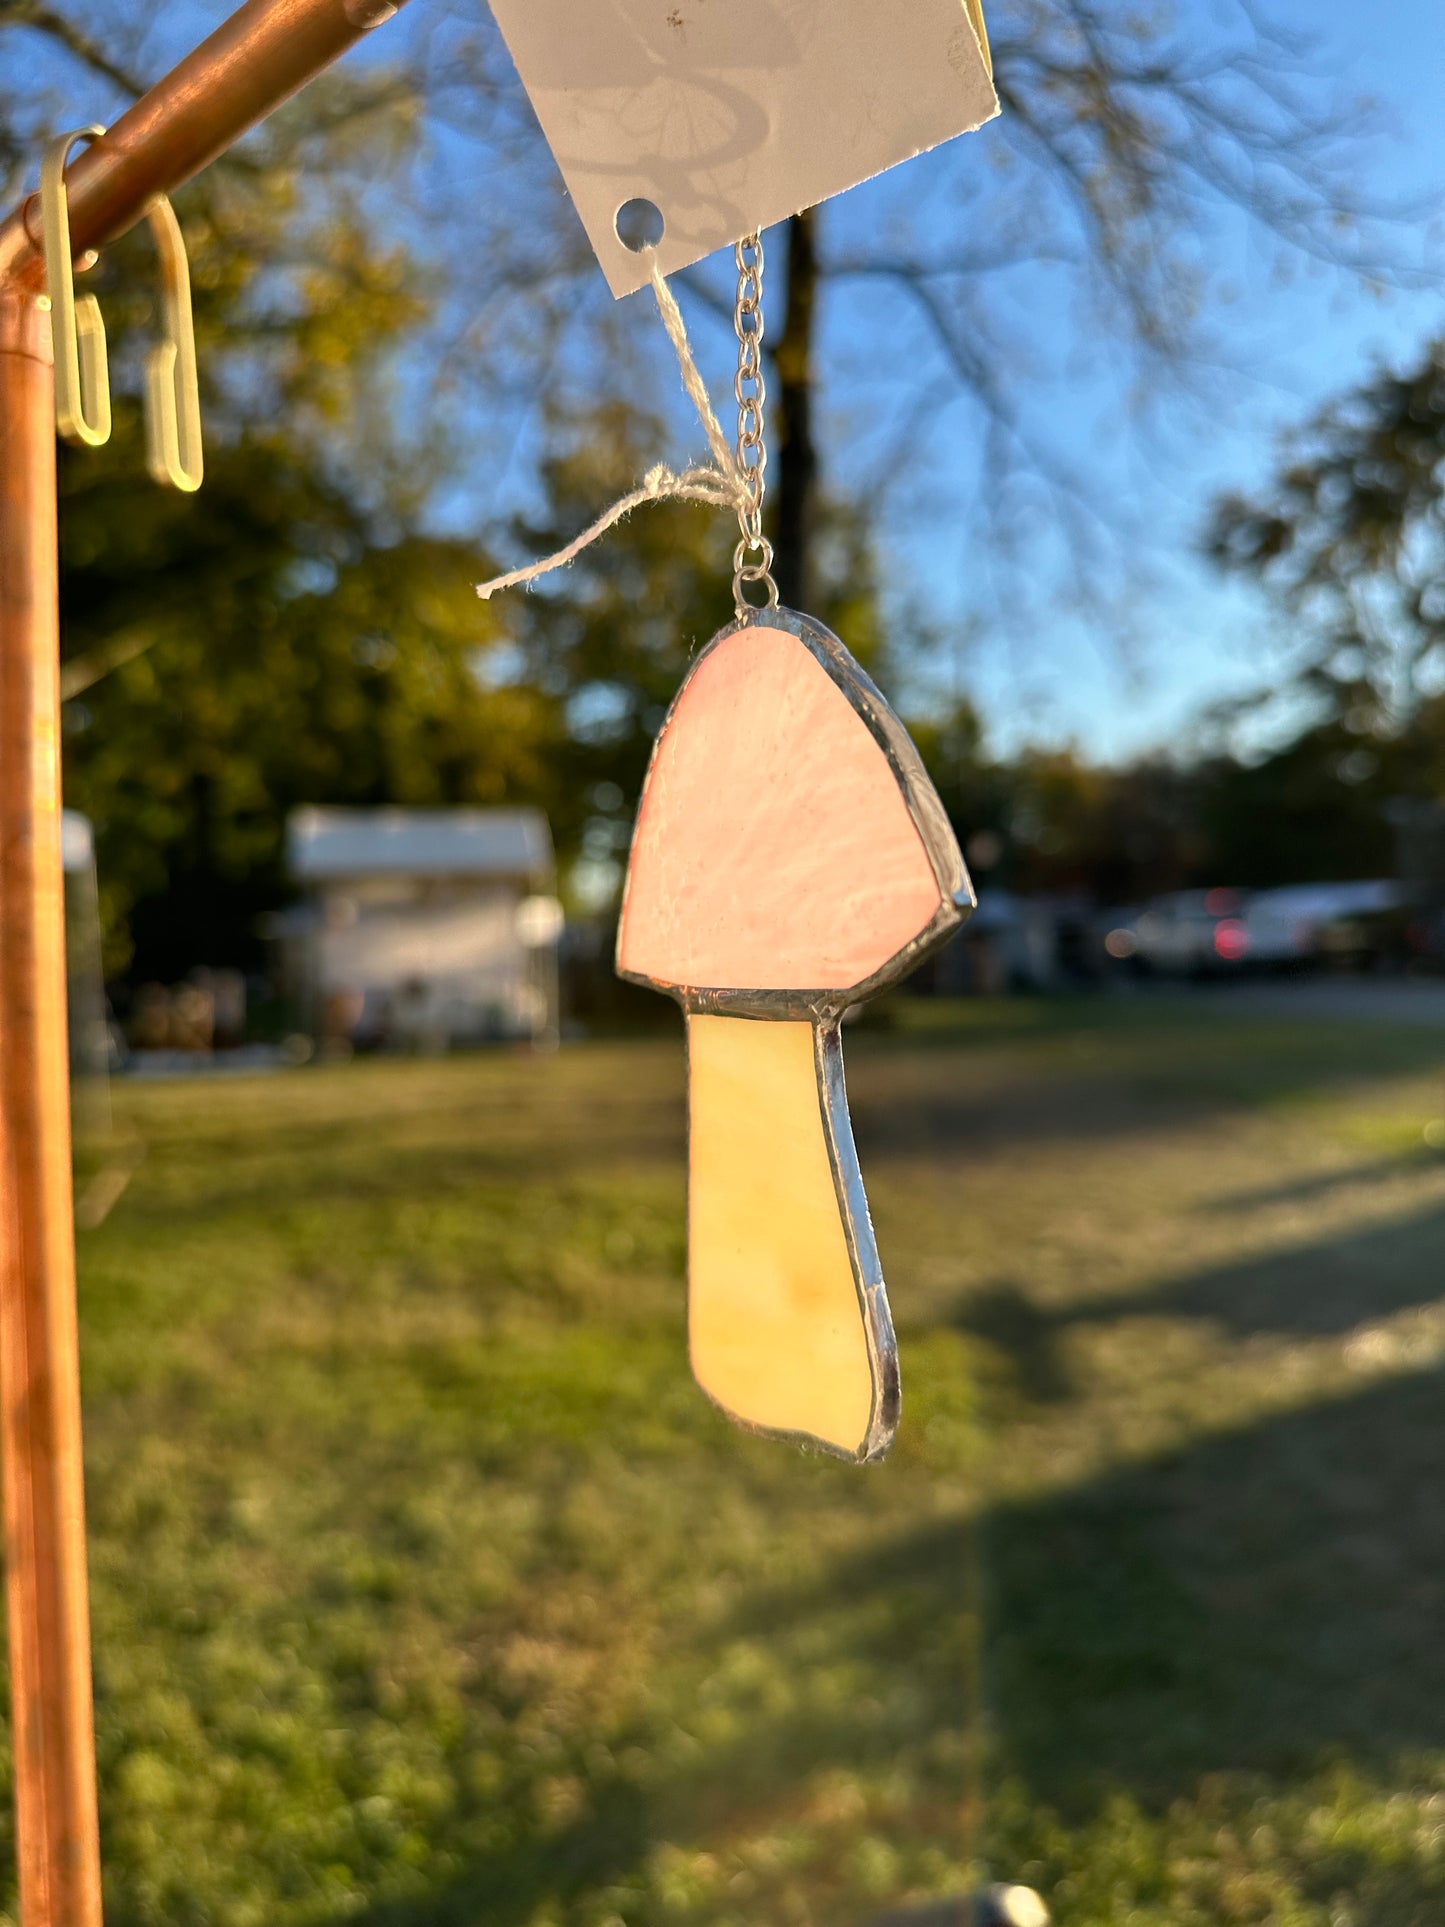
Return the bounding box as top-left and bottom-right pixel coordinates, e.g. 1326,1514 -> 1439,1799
849,1017 -> 1445,1169
108,1006 -> 1444,1235
1201,1146 -> 1444,1212
984,1357 -> 1445,1813
948,1196 -> 1445,1407
332,1357 -> 1445,1924
320,1203 -> 1445,1926
106,1110 -> 691,1232
755,1344 -> 1444,1800
301,1789 -> 651,1927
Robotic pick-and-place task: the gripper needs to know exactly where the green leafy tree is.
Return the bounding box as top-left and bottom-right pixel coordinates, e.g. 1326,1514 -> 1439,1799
1208,335 -> 1445,885
6,2 -> 1426,983
48,90 -> 565,976
1210,340 -> 1445,725
1192,730 -> 1401,888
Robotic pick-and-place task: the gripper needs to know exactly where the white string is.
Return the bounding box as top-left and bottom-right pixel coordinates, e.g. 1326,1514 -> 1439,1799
475,254 -> 751,602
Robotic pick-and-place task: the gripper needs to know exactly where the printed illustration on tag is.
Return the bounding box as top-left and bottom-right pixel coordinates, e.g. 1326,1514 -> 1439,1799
487,0 -> 998,296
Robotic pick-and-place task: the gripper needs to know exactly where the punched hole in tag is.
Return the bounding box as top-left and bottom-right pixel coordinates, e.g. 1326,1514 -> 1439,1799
615,197 -> 664,253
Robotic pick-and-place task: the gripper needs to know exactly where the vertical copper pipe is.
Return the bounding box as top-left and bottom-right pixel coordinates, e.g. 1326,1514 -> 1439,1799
0,286 -> 103,1927
0,8 -> 410,1920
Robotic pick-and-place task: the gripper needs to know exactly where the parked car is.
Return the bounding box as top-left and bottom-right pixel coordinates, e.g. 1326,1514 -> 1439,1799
1243,881 -> 1404,970
1130,888 -> 1252,977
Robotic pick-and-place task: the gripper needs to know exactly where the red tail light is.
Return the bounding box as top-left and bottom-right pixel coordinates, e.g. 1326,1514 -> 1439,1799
1214,919 -> 1249,962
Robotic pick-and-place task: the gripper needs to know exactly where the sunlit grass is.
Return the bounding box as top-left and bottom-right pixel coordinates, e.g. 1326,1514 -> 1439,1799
5,995 -> 1444,1924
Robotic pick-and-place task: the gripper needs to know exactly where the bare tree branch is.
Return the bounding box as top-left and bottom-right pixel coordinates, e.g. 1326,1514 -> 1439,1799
0,0 -> 143,97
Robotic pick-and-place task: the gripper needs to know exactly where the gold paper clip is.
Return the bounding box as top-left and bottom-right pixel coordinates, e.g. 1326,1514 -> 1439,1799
142,194 -> 204,492
39,125 -> 112,448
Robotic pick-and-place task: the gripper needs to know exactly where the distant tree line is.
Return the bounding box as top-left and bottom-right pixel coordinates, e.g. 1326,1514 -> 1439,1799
915,701 -> 1445,910
6,2 -> 1437,978
930,327 -> 1445,908
51,174 -> 1445,979
48,140 -> 1445,977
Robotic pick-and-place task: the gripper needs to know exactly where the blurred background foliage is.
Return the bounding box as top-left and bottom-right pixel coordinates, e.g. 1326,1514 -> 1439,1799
5,9 -> 1445,1926
2,0 -> 1443,980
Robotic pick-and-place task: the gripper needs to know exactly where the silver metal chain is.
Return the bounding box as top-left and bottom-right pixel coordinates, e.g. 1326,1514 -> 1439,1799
732,231 -> 779,617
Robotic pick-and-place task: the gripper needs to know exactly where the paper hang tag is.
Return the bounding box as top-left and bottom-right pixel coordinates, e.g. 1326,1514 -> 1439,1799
488,0 -> 999,299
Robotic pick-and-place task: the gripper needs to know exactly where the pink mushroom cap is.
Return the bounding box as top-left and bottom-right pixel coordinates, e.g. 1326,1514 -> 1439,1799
618,619 -> 969,1001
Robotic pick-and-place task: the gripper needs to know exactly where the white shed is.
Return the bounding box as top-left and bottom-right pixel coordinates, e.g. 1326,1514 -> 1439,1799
282,807 -> 561,1049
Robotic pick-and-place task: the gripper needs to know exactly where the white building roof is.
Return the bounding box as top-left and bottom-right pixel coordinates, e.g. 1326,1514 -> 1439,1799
287,807 -> 553,882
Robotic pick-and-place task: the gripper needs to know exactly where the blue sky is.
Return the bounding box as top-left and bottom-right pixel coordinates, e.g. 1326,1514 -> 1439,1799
443,0 -> 1445,765
11,0 -> 1444,768
897,0 -> 1445,761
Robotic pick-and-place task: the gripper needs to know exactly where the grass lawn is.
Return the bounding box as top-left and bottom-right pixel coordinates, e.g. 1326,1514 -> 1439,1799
10,994 -> 1445,1926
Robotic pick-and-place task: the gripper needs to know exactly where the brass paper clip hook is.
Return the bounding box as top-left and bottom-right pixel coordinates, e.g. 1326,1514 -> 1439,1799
39,125 -> 112,448
142,194 -> 204,492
